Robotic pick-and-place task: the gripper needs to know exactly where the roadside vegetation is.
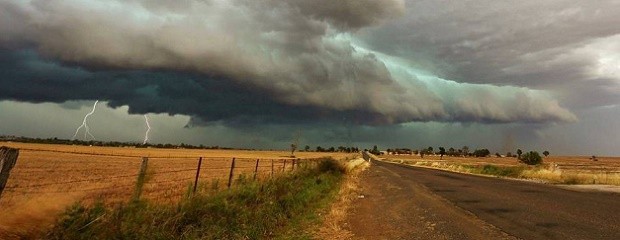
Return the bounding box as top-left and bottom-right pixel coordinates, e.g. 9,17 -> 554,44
380,145 -> 620,186
394,160 -> 620,185
44,158 -> 347,239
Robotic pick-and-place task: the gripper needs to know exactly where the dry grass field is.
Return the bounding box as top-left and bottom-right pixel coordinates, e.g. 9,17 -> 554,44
382,154 -> 620,185
0,142 -> 356,236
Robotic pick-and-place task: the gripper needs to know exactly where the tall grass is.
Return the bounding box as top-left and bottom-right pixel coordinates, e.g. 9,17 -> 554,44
521,169 -> 620,185
402,159 -> 620,186
45,158 -> 346,239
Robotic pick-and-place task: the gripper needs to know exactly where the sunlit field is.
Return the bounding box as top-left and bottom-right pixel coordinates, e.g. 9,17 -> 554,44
382,154 -> 620,185
0,142 -> 356,237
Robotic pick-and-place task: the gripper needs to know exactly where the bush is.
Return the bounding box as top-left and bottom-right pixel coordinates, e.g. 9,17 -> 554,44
520,151 -> 543,165
473,149 -> 490,157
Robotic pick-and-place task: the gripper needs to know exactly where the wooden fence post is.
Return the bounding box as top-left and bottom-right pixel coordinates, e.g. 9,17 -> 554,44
271,159 -> 274,177
294,158 -> 299,171
253,159 -> 260,180
0,147 -> 19,199
132,157 -> 149,202
193,157 -> 203,194
283,159 -> 287,172
227,158 -> 236,189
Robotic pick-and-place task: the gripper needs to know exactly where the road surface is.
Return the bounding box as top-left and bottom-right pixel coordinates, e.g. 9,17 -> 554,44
345,160 -> 620,239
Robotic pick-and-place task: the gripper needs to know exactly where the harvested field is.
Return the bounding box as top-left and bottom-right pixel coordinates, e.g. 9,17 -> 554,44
0,142 -> 356,236
382,154 -> 620,185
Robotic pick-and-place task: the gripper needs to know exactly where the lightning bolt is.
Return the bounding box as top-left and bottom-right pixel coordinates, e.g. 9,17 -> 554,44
72,100 -> 99,140
143,115 -> 151,144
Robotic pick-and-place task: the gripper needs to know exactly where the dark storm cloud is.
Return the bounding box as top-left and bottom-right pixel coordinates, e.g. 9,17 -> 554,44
0,0 -> 580,125
0,49 -> 420,126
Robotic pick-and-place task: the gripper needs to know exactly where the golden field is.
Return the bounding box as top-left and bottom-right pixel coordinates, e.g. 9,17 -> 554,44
0,142 -> 356,236
382,154 -> 620,185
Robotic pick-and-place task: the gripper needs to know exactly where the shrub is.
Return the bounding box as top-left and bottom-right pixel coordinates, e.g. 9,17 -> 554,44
473,149 -> 490,157
520,151 -> 543,165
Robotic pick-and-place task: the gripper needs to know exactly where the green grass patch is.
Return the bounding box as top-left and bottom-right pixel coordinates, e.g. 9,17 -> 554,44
464,164 -> 526,178
480,164 -> 525,177
46,158 -> 346,239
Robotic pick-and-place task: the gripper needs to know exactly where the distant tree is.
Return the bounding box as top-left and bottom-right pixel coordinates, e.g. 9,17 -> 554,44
506,152 -> 513,158
290,143 -> 297,156
473,149 -> 491,157
439,147 -> 446,159
328,146 -> 336,152
591,155 -> 598,161
304,145 -> 310,152
448,147 -> 456,156
516,149 -> 523,159
495,152 -> 502,158
521,151 -> 543,165
420,149 -> 425,159
371,145 -> 380,155
543,150 -> 550,157
427,147 -> 434,154
316,146 -> 324,152
462,146 -> 470,156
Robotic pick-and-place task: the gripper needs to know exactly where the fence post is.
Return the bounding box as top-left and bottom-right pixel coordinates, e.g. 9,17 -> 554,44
295,158 -> 300,171
253,159 -> 260,180
132,157 -> 149,202
291,158 -> 295,171
193,157 -> 203,194
227,158 -> 236,189
0,147 -> 19,199
271,159 -> 274,177
283,159 -> 287,172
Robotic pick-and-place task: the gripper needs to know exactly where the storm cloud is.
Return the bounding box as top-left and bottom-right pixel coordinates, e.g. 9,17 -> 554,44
0,0 -> 582,126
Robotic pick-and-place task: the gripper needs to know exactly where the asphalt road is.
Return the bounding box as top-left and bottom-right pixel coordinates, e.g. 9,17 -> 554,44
346,160 -> 620,240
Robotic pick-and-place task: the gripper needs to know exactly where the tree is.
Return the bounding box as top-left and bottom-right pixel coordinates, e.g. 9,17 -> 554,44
473,149 -> 490,157
439,147 -> 446,159
427,147 -> 434,155
371,145 -> 380,155
495,152 -> 502,158
448,147 -> 456,156
521,151 -> 543,165
290,143 -> 297,156
543,150 -> 550,157
304,145 -> 310,152
516,149 -> 523,159
420,149 -> 425,159
506,152 -> 513,158
462,146 -> 470,156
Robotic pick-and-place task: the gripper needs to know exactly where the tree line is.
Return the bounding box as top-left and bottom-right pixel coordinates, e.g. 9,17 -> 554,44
381,145 -> 549,165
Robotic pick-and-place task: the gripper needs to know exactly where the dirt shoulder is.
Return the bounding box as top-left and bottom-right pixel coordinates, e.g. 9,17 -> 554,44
314,158 -> 369,240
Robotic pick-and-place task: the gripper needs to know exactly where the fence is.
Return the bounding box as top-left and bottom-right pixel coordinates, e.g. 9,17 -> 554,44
0,147 -> 325,208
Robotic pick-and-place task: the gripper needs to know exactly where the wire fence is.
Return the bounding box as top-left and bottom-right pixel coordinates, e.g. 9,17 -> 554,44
0,148 -> 327,207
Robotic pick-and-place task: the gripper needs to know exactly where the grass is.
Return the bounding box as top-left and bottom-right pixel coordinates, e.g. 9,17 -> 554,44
43,158 -> 346,239
390,158 -> 620,186
478,165 -> 525,178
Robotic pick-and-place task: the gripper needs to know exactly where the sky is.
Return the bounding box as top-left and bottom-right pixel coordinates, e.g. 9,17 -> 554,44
0,0 -> 619,155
